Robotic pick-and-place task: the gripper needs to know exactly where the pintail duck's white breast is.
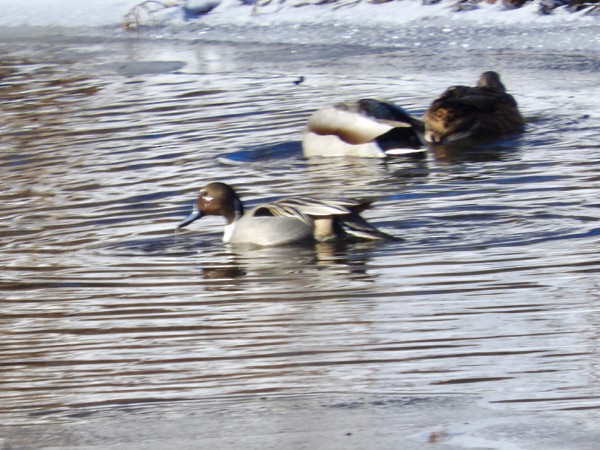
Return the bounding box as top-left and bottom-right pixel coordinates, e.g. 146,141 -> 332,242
176,182 -> 398,246
423,71 -> 525,145
302,98 -> 426,158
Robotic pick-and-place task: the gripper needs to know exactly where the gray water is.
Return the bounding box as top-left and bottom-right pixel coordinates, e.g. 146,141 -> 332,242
1,23 -> 600,449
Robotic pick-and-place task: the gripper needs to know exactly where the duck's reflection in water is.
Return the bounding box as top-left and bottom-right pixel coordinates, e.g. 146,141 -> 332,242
303,155 -> 432,199
199,240 -> 384,292
429,137 -> 524,164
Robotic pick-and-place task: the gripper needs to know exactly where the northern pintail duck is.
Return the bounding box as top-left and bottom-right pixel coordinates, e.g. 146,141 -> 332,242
177,182 -> 396,246
302,98 -> 426,158
423,71 -> 525,144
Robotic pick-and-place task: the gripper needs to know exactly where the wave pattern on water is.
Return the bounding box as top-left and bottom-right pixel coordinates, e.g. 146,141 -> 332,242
0,34 -> 600,428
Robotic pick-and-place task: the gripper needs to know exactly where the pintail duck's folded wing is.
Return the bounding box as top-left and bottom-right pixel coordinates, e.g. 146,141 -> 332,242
353,99 -> 424,131
250,197 -> 396,241
250,197 -> 367,223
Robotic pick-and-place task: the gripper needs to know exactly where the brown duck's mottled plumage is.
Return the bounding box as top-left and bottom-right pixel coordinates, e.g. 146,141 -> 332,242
423,71 -> 525,144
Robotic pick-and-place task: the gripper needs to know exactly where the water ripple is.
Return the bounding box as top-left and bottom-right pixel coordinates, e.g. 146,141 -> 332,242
1,37 -> 600,428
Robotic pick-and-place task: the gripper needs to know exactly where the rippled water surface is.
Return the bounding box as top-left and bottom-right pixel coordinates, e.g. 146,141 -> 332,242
1,27 -> 600,448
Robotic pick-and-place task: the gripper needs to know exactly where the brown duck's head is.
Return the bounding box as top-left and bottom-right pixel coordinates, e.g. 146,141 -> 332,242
477,71 -> 506,93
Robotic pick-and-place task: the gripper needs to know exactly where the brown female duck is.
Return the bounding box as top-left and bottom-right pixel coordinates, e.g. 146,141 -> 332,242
423,71 -> 525,144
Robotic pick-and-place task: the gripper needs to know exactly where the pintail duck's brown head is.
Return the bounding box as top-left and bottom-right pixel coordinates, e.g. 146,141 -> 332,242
177,182 -> 244,229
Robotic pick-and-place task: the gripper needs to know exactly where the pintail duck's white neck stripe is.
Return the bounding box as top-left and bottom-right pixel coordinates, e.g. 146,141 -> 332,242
223,222 -> 236,243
